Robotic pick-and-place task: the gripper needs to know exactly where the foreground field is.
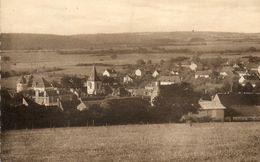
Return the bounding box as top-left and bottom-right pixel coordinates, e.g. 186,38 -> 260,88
2,122 -> 260,162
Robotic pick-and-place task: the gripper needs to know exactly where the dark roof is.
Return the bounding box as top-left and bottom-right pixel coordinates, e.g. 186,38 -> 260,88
124,74 -> 134,79
59,99 -> 81,111
157,76 -> 181,83
17,76 -> 27,84
32,77 -> 52,88
45,90 -> 58,96
88,65 -> 101,81
154,70 -> 161,73
218,93 -> 260,106
243,75 -> 260,81
195,70 -> 212,75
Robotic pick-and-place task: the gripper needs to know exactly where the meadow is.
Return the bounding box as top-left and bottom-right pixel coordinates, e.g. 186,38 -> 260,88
1,122 -> 260,162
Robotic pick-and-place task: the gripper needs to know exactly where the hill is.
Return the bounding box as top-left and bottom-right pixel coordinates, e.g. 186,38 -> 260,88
2,32 -> 260,50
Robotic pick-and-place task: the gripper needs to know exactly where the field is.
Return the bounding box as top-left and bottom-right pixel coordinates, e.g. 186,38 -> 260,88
1,122 -> 260,162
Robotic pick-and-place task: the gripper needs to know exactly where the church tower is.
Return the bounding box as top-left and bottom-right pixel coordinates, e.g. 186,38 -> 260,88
151,81 -> 160,106
87,65 -> 102,95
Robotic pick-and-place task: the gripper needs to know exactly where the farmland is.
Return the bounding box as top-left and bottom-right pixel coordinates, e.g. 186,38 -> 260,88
1,122 -> 260,162
1,32 -> 260,89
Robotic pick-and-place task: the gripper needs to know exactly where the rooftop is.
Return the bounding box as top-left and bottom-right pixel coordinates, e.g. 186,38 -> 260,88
88,65 -> 101,81
157,75 -> 181,83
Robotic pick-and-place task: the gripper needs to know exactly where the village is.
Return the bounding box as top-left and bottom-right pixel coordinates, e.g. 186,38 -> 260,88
1,54 -> 259,128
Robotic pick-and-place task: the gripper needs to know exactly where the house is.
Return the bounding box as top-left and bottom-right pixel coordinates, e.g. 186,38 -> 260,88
234,70 -> 248,77
219,66 -> 233,78
103,69 -> 117,77
123,75 -> 134,83
34,89 -> 59,106
238,75 -> 260,87
111,87 -> 130,97
16,75 -> 34,92
157,75 -> 181,85
233,64 -> 240,69
170,70 -> 179,76
250,65 -> 260,74
197,95 -> 226,121
87,65 -> 102,95
135,69 -> 142,77
152,70 -> 160,78
220,72 -> 228,77
180,62 -> 197,71
190,62 -> 198,71
29,76 -> 59,106
195,70 -> 212,79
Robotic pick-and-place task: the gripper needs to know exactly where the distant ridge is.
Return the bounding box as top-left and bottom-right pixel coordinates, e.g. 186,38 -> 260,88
1,32 -> 260,50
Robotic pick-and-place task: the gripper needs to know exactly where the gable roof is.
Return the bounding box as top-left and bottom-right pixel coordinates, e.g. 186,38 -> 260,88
199,95 -> 226,110
105,69 -> 116,74
32,77 -> 52,88
124,74 -> 134,79
88,65 -> 101,81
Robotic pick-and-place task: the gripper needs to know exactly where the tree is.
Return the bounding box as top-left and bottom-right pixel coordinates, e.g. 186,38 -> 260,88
152,83 -> 200,122
146,60 -> 152,65
136,59 -> 145,66
243,82 -> 253,92
246,47 -> 257,52
60,76 -> 84,88
160,59 -> 165,65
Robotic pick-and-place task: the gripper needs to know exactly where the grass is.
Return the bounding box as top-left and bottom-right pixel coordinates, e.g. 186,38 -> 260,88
1,122 -> 260,162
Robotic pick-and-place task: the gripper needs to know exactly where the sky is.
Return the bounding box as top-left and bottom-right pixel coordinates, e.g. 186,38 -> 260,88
1,0 -> 260,35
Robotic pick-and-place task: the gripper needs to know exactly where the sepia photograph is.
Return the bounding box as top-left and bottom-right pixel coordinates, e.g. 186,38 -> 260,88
1,0 -> 260,161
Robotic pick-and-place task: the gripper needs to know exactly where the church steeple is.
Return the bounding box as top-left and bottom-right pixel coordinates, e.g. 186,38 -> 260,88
87,65 -> 102,95
88,65 -> 101,81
